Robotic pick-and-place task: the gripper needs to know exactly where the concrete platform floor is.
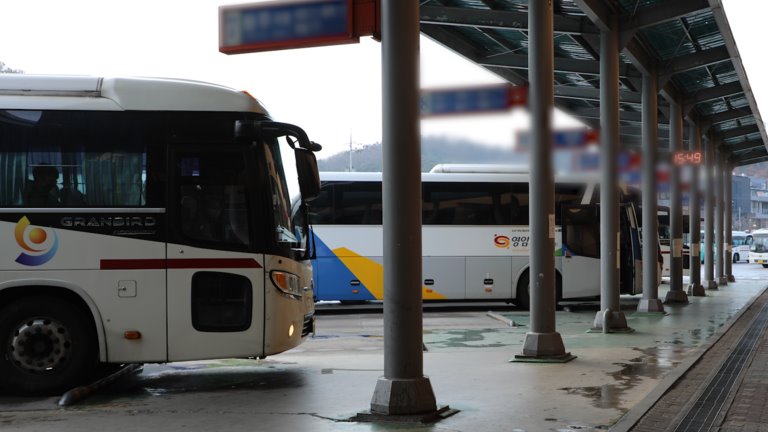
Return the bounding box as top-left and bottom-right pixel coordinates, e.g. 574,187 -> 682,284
0,266 -> 766,432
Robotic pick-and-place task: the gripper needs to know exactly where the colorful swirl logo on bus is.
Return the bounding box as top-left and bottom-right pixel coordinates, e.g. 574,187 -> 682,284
493,234 -> 529,249
494,234 -> 511,249
14,216 -> 59,266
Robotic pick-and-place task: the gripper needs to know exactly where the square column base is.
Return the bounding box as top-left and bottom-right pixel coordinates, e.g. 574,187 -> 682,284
516,331 -> 573,361
664,290 -> 689,304
637,298 -> 665,313
704,280 -> 719,290
727,275 -> 736,282
687,283 -> 706,297
370,376 -> 437,415
591,309 -> 633,333
718,276 -> 729,286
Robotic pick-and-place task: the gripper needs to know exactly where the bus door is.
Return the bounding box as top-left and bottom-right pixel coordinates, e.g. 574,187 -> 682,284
166,146 -> 266,361
620,203 -> 642,295
560,204 -> 601,299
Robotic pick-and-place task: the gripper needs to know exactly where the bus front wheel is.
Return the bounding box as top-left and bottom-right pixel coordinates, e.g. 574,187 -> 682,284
517,272 -> 531,310
0,296 -> 96,395
762,264 -> 768,269
733,253 -> 740,263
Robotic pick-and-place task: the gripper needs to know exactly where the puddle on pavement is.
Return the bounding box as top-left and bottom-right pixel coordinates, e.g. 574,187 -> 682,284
560,346 -> 689,410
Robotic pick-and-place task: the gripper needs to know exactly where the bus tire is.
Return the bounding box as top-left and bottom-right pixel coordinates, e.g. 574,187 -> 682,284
733,253 -> 739,263
516,271 -> 562,311
516,272 -> 530,310
0,296 -> 96,396
763,264 -> 768,269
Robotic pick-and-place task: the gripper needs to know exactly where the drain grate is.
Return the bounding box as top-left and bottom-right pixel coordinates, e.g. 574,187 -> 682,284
673,303 -> 768,432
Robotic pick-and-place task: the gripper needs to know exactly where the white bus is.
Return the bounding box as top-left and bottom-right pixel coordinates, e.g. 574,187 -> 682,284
731,230 -> 752,263
308,169 -> 644,308
700,230 -> 751,264
749,229 -> 768,267
0,75 -> 320,395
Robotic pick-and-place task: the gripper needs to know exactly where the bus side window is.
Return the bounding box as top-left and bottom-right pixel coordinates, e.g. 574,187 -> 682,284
176,151 -> 250,247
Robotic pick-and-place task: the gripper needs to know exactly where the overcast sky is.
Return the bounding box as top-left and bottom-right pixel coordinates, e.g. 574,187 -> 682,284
0,1 -> 761,158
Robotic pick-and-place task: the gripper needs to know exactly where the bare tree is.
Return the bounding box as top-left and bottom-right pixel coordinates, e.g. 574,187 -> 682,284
0,61 -> 23,74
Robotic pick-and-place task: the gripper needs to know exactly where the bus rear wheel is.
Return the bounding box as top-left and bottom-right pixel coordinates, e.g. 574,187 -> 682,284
0,296 -> 96,395
763,264 -> 768,269
733,253 -> 740,263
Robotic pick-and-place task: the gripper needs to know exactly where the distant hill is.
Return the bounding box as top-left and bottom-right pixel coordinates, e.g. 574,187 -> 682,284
735,162 -> 768,179
317,136 -> 525,172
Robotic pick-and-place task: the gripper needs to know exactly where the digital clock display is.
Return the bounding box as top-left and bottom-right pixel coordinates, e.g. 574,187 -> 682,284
672,151 -> 703,165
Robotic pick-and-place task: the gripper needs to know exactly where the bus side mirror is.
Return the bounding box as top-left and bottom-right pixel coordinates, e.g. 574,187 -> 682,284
295,147 -> 320,201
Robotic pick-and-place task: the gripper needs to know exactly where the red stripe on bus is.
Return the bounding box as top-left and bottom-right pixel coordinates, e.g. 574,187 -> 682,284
100,258 -> 262,270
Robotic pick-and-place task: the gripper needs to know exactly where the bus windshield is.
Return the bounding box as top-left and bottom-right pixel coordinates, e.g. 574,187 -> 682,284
750,235 -> 768,253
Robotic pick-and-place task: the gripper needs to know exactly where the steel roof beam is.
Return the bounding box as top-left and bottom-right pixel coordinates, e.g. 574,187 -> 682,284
554,85 -> 642,104
709,0 -> 768,159
659,46 -> 732,81
700,109 -> 754,129
619,0 -> 711,32
718,124 -> 760,141
723,139 -> 764,154
572,0 -> 614,32
419,5 -> 599,34
683,81 -> 743,107
478,53 -> 641,77
731,148 -> 767,163
575,106 -> 638,121
734,154 -> 768,166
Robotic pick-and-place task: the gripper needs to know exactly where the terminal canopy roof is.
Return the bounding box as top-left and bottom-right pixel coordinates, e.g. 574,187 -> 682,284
420,0 -> 768,167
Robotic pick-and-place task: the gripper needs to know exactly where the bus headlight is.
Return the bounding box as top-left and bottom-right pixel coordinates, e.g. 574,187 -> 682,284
270,271 -> 302,297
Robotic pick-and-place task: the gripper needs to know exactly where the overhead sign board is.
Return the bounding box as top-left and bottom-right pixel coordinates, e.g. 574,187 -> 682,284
219,0 -> 357,54
517,128 -> 599,151
420,85 -> 527,117
575,150 -> 640,172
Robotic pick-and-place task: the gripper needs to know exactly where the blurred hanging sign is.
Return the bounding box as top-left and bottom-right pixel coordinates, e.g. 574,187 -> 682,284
219,0 -> 380,54
420,84 -> 527,117
517,128 -> 599,151
575,149 -> 640,172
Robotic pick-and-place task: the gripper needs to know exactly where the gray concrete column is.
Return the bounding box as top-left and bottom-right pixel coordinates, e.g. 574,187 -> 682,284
637,72 -> 664,313
687,123 -> 705,296
370,0 -> 437,415
515,0 -> 572,361
703,135 -> 717,289
726,161 -> 736,282
716,151 -> 727,286
665,101 -> 688,304
593,19 -> 630,332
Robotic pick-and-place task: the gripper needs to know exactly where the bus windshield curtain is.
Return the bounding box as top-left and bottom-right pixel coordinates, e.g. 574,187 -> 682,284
0,153 -> 26,206
84,153 -> 144,206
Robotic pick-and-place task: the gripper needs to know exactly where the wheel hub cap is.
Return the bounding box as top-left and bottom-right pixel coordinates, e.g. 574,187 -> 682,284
10,318 -> 71,373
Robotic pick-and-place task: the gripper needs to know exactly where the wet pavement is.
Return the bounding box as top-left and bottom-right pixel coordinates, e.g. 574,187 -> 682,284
0,264 -> 766,432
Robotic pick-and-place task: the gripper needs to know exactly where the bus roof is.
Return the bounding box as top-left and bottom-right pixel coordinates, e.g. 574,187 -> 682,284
0,75 -> 269,114
319,171 -> 600,184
